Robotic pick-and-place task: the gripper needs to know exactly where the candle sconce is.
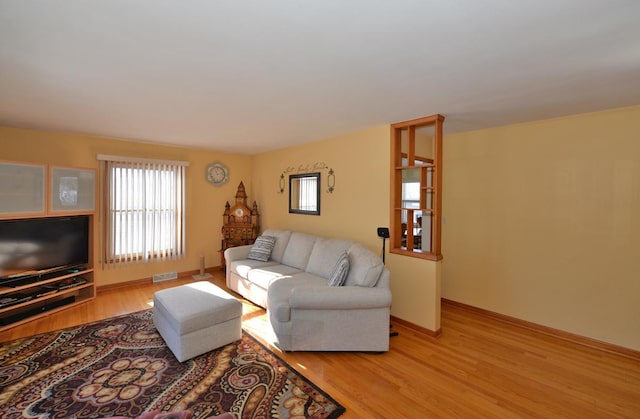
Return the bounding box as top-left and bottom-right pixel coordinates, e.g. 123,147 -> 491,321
279,164 -> 334,194
327,168 -> 335,193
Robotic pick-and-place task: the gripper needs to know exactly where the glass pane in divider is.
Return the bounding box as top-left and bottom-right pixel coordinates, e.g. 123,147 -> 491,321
415,124 -> 435,164
420,212 -> 433,253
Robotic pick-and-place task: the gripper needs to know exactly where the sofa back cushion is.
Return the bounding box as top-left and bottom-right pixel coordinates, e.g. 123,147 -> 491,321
305,237 -> 353,279
281,232 -> 317,270
345,243 -> 384,287
306,237 -> 354,279
261,229 -> 291,263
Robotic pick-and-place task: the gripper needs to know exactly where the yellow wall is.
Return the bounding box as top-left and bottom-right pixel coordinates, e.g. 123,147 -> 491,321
5,105 -> 636,349
442,105 -> 640,350
252,126 -> 442,332
0,126 -> 253,287
251,126 -> 389,240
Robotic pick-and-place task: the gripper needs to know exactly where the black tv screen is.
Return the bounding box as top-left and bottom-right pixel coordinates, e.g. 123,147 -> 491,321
0,216 -> 89,283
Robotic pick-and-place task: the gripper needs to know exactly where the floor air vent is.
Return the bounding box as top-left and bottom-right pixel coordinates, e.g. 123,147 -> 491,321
153,272 -> 178,283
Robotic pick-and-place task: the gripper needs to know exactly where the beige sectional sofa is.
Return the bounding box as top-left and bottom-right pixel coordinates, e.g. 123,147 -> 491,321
224,229 -> 392,351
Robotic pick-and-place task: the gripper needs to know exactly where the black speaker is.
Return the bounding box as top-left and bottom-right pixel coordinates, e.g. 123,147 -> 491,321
377,227 -> 390,238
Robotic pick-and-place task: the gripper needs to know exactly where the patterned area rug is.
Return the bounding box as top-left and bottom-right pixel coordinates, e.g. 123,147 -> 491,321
0,310 -> 345,419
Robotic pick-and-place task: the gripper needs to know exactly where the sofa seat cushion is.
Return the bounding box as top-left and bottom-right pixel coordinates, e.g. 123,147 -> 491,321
305,238 -> 353,280
246,264 -> 303,289
230,259 -> 278,279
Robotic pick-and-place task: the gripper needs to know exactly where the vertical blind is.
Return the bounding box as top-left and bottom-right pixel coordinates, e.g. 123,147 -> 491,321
98,155 -> 188,268
298,176 -> 318,211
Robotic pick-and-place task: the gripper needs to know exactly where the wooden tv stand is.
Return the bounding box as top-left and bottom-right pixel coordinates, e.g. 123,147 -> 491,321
0,266 -> 95,331
0,161 -> 97,332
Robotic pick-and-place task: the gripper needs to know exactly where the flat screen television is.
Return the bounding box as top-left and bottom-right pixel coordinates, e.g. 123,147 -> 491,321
0,216 -> 89,286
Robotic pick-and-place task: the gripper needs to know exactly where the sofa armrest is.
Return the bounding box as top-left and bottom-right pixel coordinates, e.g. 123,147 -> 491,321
224,245 -> 252,263
289,286 -> 391,310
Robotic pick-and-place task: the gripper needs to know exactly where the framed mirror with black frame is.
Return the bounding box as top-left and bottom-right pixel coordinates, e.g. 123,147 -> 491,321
289,172 -> 320,215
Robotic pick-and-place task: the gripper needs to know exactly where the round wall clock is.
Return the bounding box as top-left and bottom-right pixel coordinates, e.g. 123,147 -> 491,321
206,162 -> 230,186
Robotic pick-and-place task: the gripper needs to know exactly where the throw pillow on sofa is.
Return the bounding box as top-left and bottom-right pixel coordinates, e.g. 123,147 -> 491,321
247,235 -> 276,262
328,251 -> 350,286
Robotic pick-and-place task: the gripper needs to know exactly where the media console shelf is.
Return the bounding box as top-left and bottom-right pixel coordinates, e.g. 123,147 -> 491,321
0,267 -> 95,330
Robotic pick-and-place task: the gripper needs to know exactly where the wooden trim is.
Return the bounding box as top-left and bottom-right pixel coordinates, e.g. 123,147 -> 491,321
391,315 -> 442,338
96,154 -> 189,166
390,126 -> 403,248
431,116 -> 444,257
97,276 -> 151,292
100,160 -> 108,270
407,126 -> 416,165
390,114 -> 443,129
400,152 -> 433,164
96,267 -> 222,292
442,298 -> 640,361
389,247 -> 443,261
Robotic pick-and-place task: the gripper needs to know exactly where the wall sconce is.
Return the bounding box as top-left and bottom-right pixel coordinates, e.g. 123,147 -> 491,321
327,168 -> 335,193
278,173 -> 285,193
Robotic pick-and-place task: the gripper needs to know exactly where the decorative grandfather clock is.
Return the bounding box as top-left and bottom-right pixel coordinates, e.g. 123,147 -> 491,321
220,181 -> 260,267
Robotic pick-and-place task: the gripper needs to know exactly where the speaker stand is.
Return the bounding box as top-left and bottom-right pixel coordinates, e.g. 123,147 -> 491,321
379,235 -> 398,338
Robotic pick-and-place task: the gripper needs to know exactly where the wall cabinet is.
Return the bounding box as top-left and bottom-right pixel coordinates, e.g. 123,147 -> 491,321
0,162 -> 96,218
49,166 -> 96,213
0,162 -> 46,216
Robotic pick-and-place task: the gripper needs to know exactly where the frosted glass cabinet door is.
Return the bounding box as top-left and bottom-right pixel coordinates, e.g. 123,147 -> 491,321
50,167 -> 96,213
0,162 -> 46,216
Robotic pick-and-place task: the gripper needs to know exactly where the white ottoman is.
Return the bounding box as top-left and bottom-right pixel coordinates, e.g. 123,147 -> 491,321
153,281 -> 242,362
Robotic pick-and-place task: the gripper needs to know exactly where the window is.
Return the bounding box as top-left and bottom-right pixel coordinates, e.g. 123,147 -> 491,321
98,155 -> 188,267
390,114 -> 444,260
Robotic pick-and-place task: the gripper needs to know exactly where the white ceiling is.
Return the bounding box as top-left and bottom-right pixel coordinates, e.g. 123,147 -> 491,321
1,1 -> 639,155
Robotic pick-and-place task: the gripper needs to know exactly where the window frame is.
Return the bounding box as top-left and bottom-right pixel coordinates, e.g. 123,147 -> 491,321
288,172 -> 321,215
98,155 -> 188,267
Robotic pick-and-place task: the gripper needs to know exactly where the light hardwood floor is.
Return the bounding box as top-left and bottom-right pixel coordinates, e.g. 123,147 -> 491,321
1,272 -> 639,418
